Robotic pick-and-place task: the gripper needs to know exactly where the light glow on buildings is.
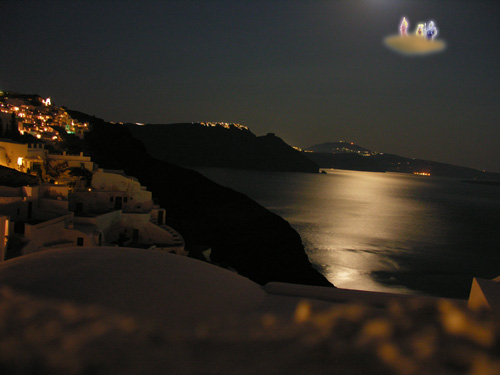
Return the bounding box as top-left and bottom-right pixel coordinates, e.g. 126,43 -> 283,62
199,122 -> 249,131
0,92 -> 90,142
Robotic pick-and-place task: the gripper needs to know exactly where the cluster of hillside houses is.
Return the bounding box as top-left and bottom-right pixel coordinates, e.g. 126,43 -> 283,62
0,91 -> 89,141
0,138 -> 185,262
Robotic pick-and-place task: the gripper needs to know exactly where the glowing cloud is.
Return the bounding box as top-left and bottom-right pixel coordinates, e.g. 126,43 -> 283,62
385,18 -> 446,56
384,35 -> 446,56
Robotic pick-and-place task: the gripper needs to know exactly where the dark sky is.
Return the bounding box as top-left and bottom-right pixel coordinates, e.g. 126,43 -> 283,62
2,0 -> 499,172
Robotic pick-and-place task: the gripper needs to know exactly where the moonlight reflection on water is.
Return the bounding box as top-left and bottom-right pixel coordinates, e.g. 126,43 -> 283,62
293,170 -> 437,294
194,167 -> 500,298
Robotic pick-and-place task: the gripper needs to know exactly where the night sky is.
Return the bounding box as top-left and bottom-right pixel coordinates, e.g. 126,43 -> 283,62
2,0 -> 499,172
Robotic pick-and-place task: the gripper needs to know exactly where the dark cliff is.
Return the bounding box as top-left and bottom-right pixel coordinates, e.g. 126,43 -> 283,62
126,123 -> 319,173
73,114 -> 330,287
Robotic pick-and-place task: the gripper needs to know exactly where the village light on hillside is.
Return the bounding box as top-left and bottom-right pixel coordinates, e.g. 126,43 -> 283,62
17,157 -> 23,166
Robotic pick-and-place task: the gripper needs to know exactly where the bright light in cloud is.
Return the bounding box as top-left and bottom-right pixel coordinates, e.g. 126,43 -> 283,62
385,17 -> 446,56
399,17 -> 409,36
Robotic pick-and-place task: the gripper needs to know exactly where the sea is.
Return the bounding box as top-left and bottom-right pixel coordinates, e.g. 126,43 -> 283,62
193,167 -> 500,299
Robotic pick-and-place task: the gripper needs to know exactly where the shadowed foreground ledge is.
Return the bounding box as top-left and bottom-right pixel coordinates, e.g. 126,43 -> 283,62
1,247 -> 499,375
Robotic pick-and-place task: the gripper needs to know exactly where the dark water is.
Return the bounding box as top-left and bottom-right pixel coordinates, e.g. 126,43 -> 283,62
193,168 -> 500,299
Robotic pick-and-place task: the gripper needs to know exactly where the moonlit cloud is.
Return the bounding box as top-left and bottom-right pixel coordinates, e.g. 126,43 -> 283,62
384,35 -> 446,56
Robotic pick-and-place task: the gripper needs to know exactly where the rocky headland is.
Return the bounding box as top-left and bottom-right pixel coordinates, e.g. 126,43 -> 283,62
126,122 -> 319,173
70,112 -> 330,287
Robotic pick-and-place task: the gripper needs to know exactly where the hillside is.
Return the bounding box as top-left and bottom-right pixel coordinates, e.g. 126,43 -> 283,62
66,111 -> 330,287
126,123 -> 319,173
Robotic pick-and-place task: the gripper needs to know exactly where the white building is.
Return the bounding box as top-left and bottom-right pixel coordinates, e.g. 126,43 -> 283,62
0,140 -> 95,186
25,143 -> 47,175
0,139 -> 27,172
72,169 -> 183,253
0,216 -> 9,261
0,141 -> 47,177
47,151 -> 94,172
0,169 -> 185,260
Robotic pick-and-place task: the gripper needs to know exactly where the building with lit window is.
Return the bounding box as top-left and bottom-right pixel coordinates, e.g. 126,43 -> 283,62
0,169 -> 185,260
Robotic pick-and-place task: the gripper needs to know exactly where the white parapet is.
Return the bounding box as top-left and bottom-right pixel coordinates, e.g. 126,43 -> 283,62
263,282 -> 457,308
468,277 -> 500,312
0,216 -> 9,261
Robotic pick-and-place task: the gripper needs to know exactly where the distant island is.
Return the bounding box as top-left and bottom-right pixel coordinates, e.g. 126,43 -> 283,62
304,141 -> 500,181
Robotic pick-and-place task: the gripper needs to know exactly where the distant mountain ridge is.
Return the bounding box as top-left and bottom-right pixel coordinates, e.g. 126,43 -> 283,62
306,141 -> 372,155
304,141 -> 500,181
126,122 -> 319,173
